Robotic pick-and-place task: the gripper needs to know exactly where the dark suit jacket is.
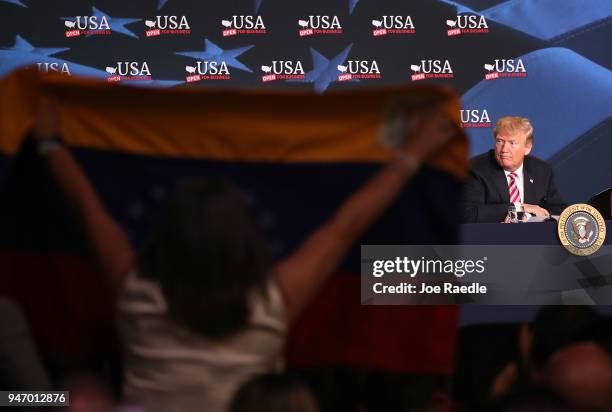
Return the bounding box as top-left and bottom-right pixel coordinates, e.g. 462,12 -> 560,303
463,150 -> 566,223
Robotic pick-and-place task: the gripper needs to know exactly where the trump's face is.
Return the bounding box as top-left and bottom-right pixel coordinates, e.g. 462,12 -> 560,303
494,130 -> 532,172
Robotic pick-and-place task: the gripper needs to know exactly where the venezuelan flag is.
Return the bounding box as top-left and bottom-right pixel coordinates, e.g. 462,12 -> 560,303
0,69 -> 467,374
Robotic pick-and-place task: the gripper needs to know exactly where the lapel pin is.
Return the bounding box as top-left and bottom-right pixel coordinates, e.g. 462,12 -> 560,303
529,178 -> 534,183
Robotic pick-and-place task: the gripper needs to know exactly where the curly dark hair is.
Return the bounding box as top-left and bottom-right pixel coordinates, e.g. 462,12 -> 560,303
229,373 -> 318,412
137,177 -> 272,339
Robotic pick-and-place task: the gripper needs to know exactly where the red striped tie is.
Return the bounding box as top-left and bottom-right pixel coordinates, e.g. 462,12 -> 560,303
508,172 -> 521,203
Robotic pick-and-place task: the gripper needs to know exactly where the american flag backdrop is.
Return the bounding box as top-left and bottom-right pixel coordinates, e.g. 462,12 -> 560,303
1,0 -> 610,203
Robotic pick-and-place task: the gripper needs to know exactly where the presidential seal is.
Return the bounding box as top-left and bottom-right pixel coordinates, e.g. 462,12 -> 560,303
558,204 -> 606,256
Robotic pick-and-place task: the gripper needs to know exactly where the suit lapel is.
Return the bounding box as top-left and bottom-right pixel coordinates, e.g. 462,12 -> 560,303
523,157 -> 535,204
490,151 -> 510,202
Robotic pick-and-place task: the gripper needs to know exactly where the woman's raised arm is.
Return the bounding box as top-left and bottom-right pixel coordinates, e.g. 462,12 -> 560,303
33,102 -> 134,293
274,110 -> 458,322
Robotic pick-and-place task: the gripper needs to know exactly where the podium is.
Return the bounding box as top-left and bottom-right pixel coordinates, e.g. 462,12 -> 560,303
589,187 -> 612,219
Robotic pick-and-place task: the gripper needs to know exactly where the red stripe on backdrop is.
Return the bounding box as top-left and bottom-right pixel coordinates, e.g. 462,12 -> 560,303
0,252 -> 118,360
287,273 -> 458,375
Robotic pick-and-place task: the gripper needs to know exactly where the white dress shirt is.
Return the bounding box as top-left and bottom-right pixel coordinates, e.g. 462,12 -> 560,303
504,163 -> 524,206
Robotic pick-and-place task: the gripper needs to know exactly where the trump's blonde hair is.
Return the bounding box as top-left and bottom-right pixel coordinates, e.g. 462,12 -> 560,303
493,116 -> 534,145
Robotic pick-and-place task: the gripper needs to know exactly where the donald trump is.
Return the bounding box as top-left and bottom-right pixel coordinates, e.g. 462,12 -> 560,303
463,116 -> 566,223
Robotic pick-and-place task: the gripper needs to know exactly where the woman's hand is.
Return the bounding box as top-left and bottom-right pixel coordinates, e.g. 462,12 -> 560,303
32,99 -> 60,141
402,109 -> 458,164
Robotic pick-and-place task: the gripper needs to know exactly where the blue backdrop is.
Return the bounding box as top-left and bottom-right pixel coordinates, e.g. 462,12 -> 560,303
1,0 -> 611,203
